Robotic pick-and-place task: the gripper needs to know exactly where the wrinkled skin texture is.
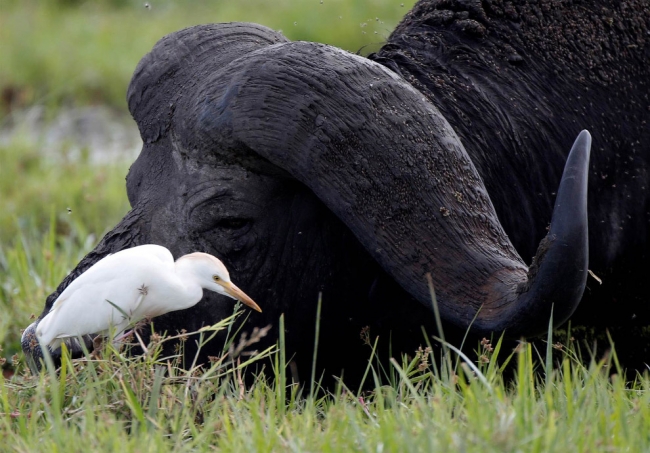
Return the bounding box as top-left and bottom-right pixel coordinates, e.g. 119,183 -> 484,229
23,0 -> 649,381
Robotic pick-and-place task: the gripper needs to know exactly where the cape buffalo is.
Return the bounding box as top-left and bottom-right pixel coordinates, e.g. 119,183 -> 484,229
23,0 -> 649,381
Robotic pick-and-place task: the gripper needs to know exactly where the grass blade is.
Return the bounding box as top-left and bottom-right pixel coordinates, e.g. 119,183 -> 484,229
309,292 -> 323,398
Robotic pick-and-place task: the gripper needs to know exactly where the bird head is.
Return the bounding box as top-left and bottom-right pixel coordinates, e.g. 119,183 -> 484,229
183,252 -> 262,313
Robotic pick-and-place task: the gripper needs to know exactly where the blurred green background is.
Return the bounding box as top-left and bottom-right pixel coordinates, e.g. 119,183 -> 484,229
1,0 -> 415,115
0,0 -> 414,364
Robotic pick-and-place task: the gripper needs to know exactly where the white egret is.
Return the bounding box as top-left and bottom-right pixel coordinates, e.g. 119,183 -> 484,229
36,244 -> 261,350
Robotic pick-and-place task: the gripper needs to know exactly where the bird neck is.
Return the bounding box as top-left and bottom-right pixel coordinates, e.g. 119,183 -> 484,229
173,257 -> 206,308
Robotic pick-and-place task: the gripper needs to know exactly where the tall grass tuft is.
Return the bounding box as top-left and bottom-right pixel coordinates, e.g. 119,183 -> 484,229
3,312 -> 650,451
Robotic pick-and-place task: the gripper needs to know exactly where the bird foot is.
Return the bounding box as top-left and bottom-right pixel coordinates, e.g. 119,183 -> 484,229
90,335 -> 105,359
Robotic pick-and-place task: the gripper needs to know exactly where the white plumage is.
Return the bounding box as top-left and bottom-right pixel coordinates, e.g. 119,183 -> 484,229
36,244 -> 261,350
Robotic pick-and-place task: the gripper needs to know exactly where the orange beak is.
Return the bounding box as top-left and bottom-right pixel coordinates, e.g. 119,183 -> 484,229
221,282 -> 262,312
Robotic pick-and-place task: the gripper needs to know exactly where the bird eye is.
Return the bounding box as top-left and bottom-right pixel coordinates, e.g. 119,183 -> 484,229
213,275 -> 220,282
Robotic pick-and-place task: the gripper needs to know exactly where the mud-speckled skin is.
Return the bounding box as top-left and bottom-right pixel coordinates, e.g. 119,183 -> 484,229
22,1 -> 649,379
370,0 -> 650,329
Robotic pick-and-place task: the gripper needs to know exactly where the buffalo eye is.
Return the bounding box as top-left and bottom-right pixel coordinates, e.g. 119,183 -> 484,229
215,218 -> 250,230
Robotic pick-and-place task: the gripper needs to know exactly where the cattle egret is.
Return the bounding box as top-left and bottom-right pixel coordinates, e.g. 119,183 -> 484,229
36,244 -> 261,350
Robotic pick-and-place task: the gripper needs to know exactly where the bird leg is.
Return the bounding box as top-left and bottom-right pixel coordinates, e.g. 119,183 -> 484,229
112,330 -> 134,344
112,317 -> 152,344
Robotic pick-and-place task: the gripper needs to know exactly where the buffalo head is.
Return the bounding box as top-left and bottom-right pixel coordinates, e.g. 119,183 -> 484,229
22,22 -> 592,379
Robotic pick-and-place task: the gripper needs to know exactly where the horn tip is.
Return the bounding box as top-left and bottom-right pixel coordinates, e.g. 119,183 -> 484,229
575,129 -> 592,148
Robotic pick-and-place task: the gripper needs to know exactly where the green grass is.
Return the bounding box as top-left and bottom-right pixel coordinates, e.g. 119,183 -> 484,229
0,0 -> 416,115
0,139 -> 130,243
3,320 -> 650,452
0,138 -> 130,357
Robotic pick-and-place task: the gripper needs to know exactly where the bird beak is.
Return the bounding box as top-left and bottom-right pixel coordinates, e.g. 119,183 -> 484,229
221,282 -> 262,312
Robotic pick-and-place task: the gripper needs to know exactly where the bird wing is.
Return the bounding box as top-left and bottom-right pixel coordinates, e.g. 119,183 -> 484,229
37,245 -> 175,346
50,245 -> 174,311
